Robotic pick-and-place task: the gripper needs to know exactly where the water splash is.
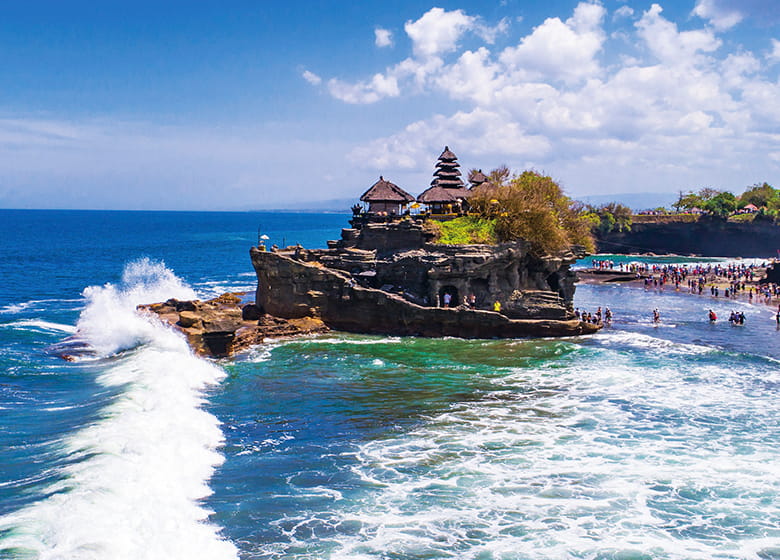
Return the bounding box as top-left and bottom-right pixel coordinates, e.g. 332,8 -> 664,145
0,259 -> 237,560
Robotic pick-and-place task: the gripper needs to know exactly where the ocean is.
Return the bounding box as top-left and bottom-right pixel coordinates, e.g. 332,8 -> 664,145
0,209 -> 778,560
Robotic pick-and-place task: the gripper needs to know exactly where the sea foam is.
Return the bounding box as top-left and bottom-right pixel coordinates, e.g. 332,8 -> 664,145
0,258 -> 237,560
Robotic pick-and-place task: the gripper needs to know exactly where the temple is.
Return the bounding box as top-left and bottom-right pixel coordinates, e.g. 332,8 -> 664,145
416,146 -> 472,215
248,145 -> 598,339
359,176 -> 415,216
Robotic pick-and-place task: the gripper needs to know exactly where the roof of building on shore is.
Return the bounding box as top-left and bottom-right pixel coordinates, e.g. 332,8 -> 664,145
431,177 -> 466,187
438,146 -> 457,161
360,176 -> 415,203
417,183 -> 472,203
432,145 -> 465,189
469,169 -> 488,186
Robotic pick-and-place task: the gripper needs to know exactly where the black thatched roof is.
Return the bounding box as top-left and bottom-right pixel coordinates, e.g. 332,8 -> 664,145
417,183 -> 471,203
438,146 -> 457,161
431,177 -> 465,187
430,145 -> 465,190
360,176 -> 415,203
469,169 -> 488,186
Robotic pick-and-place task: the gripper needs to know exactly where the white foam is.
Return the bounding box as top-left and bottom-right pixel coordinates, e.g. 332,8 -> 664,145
597,330 -> 712,355
1,319 -> 78,334
0,298 -> 83,315
0,258 -> 237,560
305,350 -> 780,560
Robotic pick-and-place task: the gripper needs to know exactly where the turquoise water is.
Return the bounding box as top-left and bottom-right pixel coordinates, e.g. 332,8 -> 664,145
0,210 -> 778,559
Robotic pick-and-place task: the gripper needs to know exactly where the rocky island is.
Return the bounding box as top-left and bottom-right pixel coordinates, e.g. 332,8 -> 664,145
142,147 -> 601,357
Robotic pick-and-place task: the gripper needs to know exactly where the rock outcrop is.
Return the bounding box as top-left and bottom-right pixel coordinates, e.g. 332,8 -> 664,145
252,248 -> 598,338
252,220 -> 599,339
138,293 -> 328,357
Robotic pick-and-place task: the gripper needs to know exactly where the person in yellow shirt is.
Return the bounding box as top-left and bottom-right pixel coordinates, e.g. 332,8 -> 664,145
493,301 -> 501,312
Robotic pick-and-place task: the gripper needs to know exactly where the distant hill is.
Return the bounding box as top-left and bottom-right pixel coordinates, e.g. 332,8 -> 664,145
577,192 -> 677,211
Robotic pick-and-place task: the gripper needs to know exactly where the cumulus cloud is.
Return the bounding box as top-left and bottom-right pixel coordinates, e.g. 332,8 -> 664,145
636,4 -> 721,65
613,5 -> 634,20
692,0 -> 743,30
500,2 -> 606,84
310,7 -> 508,105
302,70 -> 322,85
327,73 -> 400,104
404,7 -> 478,58
769,38 -> 780,63
375,27 -> 393,48
323,1 -> 780,197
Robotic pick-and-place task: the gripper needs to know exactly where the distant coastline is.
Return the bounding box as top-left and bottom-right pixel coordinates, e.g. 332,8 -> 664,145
595,218 -> 780,257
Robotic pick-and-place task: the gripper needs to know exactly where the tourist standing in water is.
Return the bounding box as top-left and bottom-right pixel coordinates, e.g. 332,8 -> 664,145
653,308 -> 660,323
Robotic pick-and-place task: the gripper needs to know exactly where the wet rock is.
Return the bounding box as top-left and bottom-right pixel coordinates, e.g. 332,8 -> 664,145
138,292 -> 328,358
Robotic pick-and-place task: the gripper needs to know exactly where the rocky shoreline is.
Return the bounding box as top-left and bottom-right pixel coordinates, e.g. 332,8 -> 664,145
135,219 -> 610,358
137,293 -> 328,358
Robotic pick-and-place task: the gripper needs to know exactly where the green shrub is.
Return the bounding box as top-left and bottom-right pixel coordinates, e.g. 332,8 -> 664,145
728,213 -> 756,223
435,216 -> 498,245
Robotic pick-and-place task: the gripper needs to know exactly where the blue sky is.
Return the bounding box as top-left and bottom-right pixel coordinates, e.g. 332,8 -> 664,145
1,0 -> 778,210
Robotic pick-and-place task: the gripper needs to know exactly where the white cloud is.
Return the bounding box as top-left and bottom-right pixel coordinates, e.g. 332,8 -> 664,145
434,47 -> 502,105
323,1 -> 780,197
0,118 -> 355,209
692,0 -> 743,30
404,7 -> 477,58
636,4 -> 721,65
500,2 -> 606,84
327,73 -> 400,104
302,70 -> 322,85
613,5 -> 634,20
348,108 -> 550,170
375,27 -> 393,48
769,38 -> 780,63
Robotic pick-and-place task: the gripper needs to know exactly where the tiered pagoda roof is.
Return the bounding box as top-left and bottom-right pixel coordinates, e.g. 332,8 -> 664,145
469,169 -> 488,188
360,176 -> 415,203
417,146 -> 472,204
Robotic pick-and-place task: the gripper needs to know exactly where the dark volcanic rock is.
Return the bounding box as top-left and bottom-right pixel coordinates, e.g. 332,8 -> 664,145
252,245 -> 599,339
595,218 -> 780,257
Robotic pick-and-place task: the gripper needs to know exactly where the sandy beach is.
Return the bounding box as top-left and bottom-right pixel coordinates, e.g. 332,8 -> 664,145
578,262 -> 780,316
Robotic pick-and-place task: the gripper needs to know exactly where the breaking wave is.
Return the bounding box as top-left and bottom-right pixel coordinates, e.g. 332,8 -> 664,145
0,258 -> 237,560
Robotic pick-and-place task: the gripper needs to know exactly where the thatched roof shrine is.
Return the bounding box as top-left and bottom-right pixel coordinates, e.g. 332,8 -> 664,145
417,146 -> 471,205
417,183 -> 459,203
469,169 -> 488,187
360,176 -> 415,203
431,146 -> 465,189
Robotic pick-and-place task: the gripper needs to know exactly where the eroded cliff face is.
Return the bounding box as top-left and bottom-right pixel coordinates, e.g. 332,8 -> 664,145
250,220 -> 595,339
251,248 -> 597,338
595,219 -> 780,257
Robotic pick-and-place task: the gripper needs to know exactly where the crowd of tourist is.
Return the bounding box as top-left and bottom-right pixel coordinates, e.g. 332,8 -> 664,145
574,306 -> 612,325
586,258 -> 780,327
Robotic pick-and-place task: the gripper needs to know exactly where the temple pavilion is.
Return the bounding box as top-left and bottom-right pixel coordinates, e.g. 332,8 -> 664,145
416,146 -> 472,215
469,169 -> 488,189
359,176 -> 415,215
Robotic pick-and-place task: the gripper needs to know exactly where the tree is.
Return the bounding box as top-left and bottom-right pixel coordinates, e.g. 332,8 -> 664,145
585,202 -> 633,233
678,192 -> 704,211
738,182 -> 779,209
469,170 -> 595,254
488,165 -> 511,186
703,191 -> 738,218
